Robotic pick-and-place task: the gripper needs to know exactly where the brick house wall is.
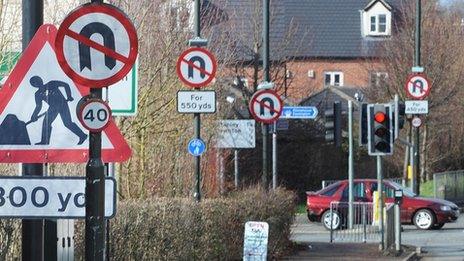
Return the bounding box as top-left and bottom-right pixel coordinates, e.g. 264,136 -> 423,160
221,58 -> 386,103
285,59 -> 385,101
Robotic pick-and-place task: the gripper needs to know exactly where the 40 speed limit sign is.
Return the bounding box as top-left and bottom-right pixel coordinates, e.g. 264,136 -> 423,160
77,97 -> 112,132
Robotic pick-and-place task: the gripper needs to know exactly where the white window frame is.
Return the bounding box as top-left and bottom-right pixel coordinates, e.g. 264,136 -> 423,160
370,71 -> 388,87
370,14 -> 388,34
324,71 -> 344,87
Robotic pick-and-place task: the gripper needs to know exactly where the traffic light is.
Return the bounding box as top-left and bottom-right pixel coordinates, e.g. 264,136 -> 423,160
367,104 -> 393,155
394,100 -> 406,139
359,103 -> 368,146
325,101 -> 342,147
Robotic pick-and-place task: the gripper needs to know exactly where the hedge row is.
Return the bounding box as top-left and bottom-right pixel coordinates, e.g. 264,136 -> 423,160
75,187 -> 296,260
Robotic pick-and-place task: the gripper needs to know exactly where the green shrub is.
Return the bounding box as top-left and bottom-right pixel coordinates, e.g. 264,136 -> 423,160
75,187 -> 296,260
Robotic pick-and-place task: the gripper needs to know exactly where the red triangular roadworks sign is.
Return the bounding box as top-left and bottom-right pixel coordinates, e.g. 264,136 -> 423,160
0,24 -> 131,163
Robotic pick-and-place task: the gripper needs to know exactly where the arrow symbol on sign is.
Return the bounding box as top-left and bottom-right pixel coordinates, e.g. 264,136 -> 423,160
64,28 -> 130,71
187,56 -> 206,79
259,97 -> 275,116
411,79 -> 425,94
78,22 -> 116,71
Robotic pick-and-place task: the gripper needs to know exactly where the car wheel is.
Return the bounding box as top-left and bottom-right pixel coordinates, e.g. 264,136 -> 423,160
413,209 -> 435,230
431,223 -> 445,230
322,210 -> 341,230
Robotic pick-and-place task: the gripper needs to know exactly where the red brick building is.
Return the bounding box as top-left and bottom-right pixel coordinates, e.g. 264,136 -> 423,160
204,0 -> 402,103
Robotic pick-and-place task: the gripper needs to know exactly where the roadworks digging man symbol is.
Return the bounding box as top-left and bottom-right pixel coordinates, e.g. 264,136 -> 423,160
29,76 -> 87,145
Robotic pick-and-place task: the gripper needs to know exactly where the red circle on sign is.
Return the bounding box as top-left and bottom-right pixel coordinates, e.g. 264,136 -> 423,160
248,89 -> 283,124
77,98 -> 112,132
404,73 -> 431,100
55,3 -> 138,88
176,47 -> 217,88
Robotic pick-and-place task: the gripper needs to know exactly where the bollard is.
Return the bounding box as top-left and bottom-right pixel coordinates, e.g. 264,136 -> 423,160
362,204 -> 367,243
395,203 -> 401,252
330,203 -> 333,243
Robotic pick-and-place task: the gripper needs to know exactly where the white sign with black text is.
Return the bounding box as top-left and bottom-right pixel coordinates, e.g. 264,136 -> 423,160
216,120 -> 255,149
0,177 -> 116,218
177,90 -> 216,113
243,221 -> 269,261
405,100 -> 428,114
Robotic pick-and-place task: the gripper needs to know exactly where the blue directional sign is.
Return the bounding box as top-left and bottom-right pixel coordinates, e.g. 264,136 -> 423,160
280,106 -> 318,119
188,138 -> 206,156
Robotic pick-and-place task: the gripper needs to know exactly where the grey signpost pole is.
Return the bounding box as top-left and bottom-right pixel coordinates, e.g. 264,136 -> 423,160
21,1 -> 49,260
377,156 -> 385,250
272,122 -> 277,189
348,101 -> 354,229
84,1 -> 106,260
413,0 -> 421,194
262,0 -> 270,188
193,0 -> 202,202
234,150 -> 239,188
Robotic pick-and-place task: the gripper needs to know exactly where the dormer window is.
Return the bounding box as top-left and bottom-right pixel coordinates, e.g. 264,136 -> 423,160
370,14 -> 387,34
362,0 -> 392,37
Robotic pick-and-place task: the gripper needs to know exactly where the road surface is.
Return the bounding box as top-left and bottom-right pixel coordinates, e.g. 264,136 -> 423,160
291,213 -> 464,260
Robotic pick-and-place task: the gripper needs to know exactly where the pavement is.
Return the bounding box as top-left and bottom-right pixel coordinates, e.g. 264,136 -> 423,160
286,213 -> 464,260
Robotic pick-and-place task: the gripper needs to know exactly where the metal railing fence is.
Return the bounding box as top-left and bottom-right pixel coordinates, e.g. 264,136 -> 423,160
434,170 -> 464,204
329,202 -> 379,243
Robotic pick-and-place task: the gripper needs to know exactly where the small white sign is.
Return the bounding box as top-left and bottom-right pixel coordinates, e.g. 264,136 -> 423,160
412,117 -> 422,128
177,90 -> 216,113
0,177 -> 116,218
216,120 -> 255,148
243,221 -> 269,261
405,100 -> 428,114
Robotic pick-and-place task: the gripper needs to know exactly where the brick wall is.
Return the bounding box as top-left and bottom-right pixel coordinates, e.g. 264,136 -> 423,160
222,58 -> 385,103
284,59 -> 385,102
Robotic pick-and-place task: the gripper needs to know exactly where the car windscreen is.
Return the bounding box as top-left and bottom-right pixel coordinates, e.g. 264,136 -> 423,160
317,182 -> 341,196
387,181 -> 416,197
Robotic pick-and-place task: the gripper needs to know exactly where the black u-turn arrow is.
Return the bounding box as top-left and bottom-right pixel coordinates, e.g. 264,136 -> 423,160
79,22 -> 116,71
260,97 -> 275,116
188,56 -> 206,79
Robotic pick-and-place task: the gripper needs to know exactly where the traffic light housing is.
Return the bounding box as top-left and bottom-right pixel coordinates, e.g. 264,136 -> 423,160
359,103 -> 368,146
367,104 -> 393,155
394,100 -> 406,139
325,101 -> 342,147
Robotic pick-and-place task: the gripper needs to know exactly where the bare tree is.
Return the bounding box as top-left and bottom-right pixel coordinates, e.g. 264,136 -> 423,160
364,1 -> 464,181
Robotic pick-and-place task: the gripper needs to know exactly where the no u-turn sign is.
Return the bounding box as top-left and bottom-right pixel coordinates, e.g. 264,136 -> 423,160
176,47 -> 217,88
55,3 -> 138,88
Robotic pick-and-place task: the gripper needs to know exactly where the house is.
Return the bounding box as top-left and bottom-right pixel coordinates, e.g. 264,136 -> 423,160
199,0 -> 404,103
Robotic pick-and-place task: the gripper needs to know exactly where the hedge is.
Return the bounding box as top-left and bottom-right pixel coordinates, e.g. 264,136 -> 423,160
75,187 -> 296,260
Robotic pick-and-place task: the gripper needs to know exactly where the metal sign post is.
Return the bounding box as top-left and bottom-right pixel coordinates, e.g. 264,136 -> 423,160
377,155 -> 385,251
175,0 -> 217,202
21,1 -> 46,260
56,1 -> 138,260
414,0 -> 422,195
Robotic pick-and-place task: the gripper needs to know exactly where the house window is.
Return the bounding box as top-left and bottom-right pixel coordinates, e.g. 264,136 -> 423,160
324,72 -> 344,87
378,14 -> 387,33
370,16 -> 376,32
369,14 -> 389,35
370,72 -> 388,87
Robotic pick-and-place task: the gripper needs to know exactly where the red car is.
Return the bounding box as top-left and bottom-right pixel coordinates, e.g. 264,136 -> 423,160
306,179 -> 460,230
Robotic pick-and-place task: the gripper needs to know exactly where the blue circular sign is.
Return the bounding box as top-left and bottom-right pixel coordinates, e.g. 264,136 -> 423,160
188,138 -> 206,156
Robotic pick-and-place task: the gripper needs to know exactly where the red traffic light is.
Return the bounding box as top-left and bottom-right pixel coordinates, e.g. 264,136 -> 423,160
374,112 -> 386,123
